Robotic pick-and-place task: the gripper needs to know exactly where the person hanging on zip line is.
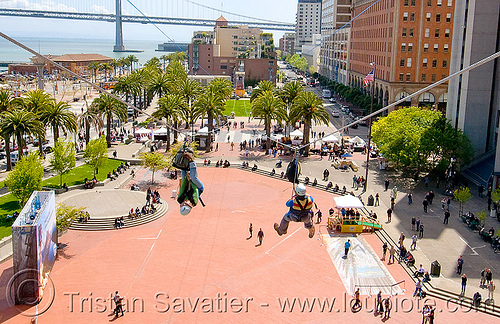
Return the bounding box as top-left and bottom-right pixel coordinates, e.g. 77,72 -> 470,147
176,152 -> 204,216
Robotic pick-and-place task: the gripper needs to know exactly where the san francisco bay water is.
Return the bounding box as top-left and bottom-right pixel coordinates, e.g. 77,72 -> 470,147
0,36 -> 176,71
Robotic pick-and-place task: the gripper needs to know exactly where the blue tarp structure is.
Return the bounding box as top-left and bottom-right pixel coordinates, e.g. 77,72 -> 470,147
462,155 -> 494,187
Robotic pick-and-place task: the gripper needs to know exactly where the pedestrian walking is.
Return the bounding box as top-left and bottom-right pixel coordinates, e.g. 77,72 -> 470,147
461,274 -> 467,295
408,192 -> 413,205
352,288 -> 361,310
480,268 -> 488,287
256,228 -> 264,246
398,232 -> 405,247
457,255 -> 464,274
428,190 -> 435,204
316,209 -> 322,224
247,223 -> 253,239
411,234 -> 418,250
231,142 -> 234,150
215,143 -> 218,151
388,245 -> 395,264
441,197 -> 446,210
416,218 -> 421,231
323,169 -> 330,181
486,269 -> 492,284
413,279 -> 423,298
423,199 -> 429,213
113,150 -> 117,158
344,239 -> 351,258
390,197 -> 395,210
419,223 -> 424,238
382,242 -> 388,261
384,178 -> 389,191
488,281 -> 495,300
444,210 -> 450,224
424,176 -> 429,188
411,216 -> 416,231
383,296 -> 391,319
447,197 -> 451,210
227,134 -> 230,142
375,193 -> 380,206
387,208 -> 392,223
114,291 -> 124,317
375,291 -> 383,315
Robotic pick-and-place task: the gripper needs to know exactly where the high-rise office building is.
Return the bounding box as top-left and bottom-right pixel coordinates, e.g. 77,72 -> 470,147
296,0 -> 322,50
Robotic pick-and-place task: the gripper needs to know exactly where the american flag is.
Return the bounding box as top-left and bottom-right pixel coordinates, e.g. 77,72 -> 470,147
363,69 -> 374,87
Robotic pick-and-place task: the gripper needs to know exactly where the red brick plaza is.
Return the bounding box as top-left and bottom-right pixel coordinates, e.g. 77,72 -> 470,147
0,167 -> 495,323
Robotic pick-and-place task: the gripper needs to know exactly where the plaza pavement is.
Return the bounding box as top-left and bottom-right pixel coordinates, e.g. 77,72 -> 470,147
0,105 -> 499,322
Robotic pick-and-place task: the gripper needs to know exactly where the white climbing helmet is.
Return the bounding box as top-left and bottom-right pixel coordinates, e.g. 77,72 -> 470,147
295,183 -> 307,196
180,205 -> 192,216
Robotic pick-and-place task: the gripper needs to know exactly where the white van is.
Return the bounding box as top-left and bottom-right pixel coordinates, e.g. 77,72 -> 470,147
10,149 -> 29,165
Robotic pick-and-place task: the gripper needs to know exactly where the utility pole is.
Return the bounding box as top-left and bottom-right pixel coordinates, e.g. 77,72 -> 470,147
364,63 -> 375,192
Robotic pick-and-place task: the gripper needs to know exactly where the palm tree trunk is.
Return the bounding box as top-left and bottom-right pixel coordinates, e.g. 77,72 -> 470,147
166,121 -> 171,151
85,122 -> 90,144
206,112 -> 213,153
265,118 -> 271,154
17,135 -> 24,158
173,121 -> 178,143
106,114 -> 112,148
303,120 -> 311,156
53,126 -> 59,143
4,136 -> 11,171
38,136 -> 43,157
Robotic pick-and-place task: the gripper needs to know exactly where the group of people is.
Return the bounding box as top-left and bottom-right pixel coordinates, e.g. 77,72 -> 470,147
128,204 -> 157,219
215,159 -> 231,168
114,216 -> 125,229
351,175 -> 366,190
107,162 -> 130,181
83,177 -> 97,189
146,188 -> 162,205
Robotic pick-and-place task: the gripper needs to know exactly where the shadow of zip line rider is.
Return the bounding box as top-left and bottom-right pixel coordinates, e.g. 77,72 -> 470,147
175,151 -> 205,215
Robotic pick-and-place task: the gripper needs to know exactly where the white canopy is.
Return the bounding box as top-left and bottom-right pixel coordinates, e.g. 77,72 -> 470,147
349,136 -> 366,145
197,127 -> 209,135
334,195 -> 364,209
136,127 -> 150,135
290,129 -> 303,137
153,127 -> 169,135
322,134 -> 339,143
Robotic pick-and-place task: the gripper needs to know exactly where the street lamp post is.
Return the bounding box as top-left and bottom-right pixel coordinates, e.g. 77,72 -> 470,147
364,63 -> 376,192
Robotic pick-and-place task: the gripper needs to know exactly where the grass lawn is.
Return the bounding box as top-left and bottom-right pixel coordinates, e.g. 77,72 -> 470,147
0,193 -> 21,239
224,99 -> 252,117
42,158 -> 123,189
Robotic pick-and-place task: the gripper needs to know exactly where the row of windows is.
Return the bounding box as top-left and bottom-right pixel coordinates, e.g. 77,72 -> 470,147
402,43 -> 449,53
398,73 -> 447,83
403,12 -> 452,23
404,0 -> 453,6
402,28 -> 450,38
399,58 -> 448,68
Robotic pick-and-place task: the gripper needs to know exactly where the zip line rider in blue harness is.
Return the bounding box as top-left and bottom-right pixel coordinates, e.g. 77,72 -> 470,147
274,183 -> 316,238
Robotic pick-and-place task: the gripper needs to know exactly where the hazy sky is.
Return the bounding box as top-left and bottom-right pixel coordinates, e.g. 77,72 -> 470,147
0,0 -> 298,42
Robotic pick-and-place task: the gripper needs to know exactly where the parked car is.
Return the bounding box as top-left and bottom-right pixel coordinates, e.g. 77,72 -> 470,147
42,145 -> 53,154
332,112 -> 340,118
329,98 -> 336,103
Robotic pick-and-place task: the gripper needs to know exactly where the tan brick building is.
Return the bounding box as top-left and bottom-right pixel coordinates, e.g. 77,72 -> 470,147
349,0 -> 454,111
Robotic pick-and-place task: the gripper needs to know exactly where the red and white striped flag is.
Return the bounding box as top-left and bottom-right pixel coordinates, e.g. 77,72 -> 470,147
363,69 -> 374,87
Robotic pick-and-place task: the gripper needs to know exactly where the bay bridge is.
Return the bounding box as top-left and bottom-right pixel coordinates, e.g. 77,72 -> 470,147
0,0 -> 295,51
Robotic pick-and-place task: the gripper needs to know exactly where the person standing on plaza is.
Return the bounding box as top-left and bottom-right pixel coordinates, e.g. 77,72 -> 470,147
408,192 -> 413,205
423,198 -> 429,213
488,281 -> 495,301
419,223 -> 424,238
424,176 -> 429,188
428,190 -> 435,204
383,296 -> 391,319
382,242 -> 388,261
457,255 -> 464,274
413,278 -> 423,298
256,228 -> 264,246
316,209 -> 322,224
461,274 -> 467,295
384,178 -> 389,191
441,197 -> 446,210
387,208 -> 392,223
390,197 -> 395,210
114,291 -> 124,317
411,234 -> 418,250
352,288 -> 361,310
486,269 -> 493,285
231,142 -> 234,150
247,223 -> 253,239
444,209 -> 450,224
375,291 -> 383,315
375,193 -> 380,206
411,216 -> 416,231
447,197 -> 451,210
398,232 -> 405,248
388,245 -> 395,264
416,218 -> 421,232
344,239 -> 351,258
323,168 -> 329,181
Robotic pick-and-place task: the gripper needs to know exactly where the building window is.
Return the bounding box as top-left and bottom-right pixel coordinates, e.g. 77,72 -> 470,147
442,60 -> 448,68
401,43 -> 406,52
423,58 -> 428,67
400,59 -> 405,67
435,29 -> 440,37
434,44 -> 439,53
432,59 -> 437,67
444,44 -> 449,53
445,29 -> 450,38
426,13 -> 431,22
409,28 -> 414,37
448,0 -> 452,6
399,73 -> 404,81
221,65 -> 227,69
427,0 -> 432,5
425,28 -> 430,37
411,0 -> 416,5
431,74 -> 436,82
402,28 -> 407,37
436,14 -> 441,22
408,43 -> 413,52
422,73 -> 427,82
446,13 -> 452,22
410,13 -> 415,22
424,43 -> 429,53
403,12 -> 408,21
407,58 -> 412,67
437,0 -> 442,6
404,0 -> 409,5
406,73 -> 411,82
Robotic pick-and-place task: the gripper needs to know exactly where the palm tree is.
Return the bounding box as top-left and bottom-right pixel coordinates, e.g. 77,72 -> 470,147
127,55 -> 139,73
250,80 -> 276,102
148,71 -> 169,99
251,90 -> 285,154
290,91 -> 329,156
40,100 -> 77,142
0,109 -> 43,158
77,103 -> 103,145
280,81 -> 303,136
177,78 -> 202,129
196,88 -> 226,152
0,90 -> 22,170
159,54 -> 169,71
87,61 -> 100,82
98,62 -> 112,82
152,94 -> 185,151
22,89 -> 53,156
93,93 -> 127,148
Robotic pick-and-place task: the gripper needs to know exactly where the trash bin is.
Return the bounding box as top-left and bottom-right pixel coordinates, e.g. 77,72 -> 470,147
430,260 -> 441,277
367,195 -> 374,206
